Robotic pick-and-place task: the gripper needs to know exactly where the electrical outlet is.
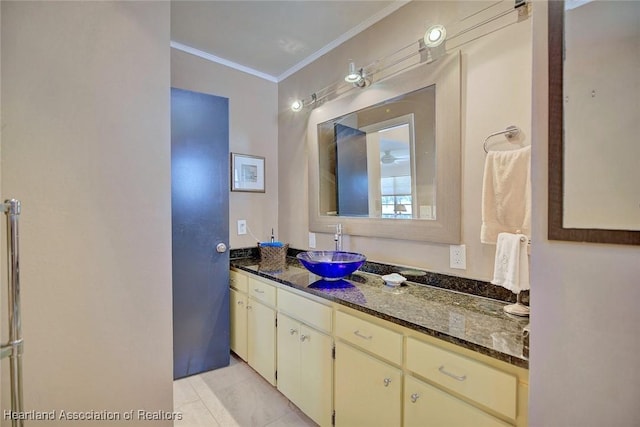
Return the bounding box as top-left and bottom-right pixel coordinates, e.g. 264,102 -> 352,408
449,244 -> 466,269
237,220 -> 247,235
308,232 -> 316,249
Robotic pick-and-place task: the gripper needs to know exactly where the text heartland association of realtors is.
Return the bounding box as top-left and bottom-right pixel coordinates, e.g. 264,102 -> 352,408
3,409 -> 182,421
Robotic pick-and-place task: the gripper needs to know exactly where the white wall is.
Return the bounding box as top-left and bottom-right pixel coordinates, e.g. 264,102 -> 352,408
278,1 -> 532,281
1,2 -> 173,425
529,3 -> 640,426
171,49 -> 279,248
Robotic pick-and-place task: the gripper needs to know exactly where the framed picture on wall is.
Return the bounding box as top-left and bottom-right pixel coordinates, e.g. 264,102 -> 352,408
231,153 -> 265,192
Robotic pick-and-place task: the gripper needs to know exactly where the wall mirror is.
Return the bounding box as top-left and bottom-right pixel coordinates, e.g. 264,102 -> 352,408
308,52 -> 461,243
548,1 -> 640,245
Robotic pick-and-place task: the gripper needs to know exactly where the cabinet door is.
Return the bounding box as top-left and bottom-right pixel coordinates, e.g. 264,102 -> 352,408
229,288 -> 248,361
404,375 -> 510,427
247,299 -> 276,385
299,324 -> 333,427
334,341 -> 401,427
276,314 -> 301,403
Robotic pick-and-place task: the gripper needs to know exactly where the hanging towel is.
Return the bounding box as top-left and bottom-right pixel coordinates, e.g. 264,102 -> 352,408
481,145 -> 531,244
491,232 -> 530,294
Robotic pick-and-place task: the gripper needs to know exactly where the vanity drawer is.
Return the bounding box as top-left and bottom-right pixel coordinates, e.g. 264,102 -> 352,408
335,310 -> 402,365
406,337 -> 517,419
230,270 -> 248,293
277,288 -> 332,333
248,277 -> 276,307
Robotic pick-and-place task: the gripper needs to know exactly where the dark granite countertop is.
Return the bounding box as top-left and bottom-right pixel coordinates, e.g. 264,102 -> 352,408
231,257 -> 529,369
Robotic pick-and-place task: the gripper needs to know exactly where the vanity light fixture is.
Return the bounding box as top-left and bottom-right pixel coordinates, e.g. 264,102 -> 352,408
344,61 -> 370,88
353,69 -> 369,88
424,24 -> 446,48
291,93 -> 317,113
344,61 -> 363,84
291,99 -> 304,112
292,6 -> 528,117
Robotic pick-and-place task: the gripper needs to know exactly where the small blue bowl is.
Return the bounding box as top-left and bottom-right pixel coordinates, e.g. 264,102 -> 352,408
297,251 -> 366,281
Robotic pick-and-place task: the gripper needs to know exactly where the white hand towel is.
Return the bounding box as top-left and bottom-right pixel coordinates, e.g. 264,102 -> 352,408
481,145 -> 531,244
491,232 -> 530,294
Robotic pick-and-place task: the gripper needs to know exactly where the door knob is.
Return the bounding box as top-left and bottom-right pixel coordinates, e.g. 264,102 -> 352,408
216,243 -> 227,253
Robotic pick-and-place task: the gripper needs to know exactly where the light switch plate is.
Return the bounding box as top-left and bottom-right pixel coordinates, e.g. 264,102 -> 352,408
308,232 -> 316,249
237,220 -> 247,235
449,244 -> 466,269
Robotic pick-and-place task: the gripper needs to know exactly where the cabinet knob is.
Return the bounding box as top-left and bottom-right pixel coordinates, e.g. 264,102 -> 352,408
383,378 -> 392,387
300,334 -> 309,342
247,305 -> 252,310
289,328 -> 298,335
410,393 -> 420,403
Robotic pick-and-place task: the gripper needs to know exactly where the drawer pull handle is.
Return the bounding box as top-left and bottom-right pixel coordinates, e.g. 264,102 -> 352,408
289,328 -> 298,335
354,330 -> 373,340
438,365 -> 467,382
410,393 -> 420,403
254,288 -> 265,294
237,301 -> 244,305
383,378 -> 392,387
300,334 -> 309,342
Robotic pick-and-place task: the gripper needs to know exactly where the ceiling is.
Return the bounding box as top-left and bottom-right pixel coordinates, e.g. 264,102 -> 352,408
170,1 -> 407,82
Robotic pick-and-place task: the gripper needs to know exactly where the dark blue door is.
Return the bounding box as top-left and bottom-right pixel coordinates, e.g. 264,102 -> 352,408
171,88 -> 230,379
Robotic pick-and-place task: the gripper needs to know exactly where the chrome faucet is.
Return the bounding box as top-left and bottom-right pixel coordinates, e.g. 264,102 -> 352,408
333,223 -> 343,251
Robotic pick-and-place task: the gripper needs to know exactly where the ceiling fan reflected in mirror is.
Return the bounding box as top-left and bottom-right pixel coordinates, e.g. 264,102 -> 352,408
380,150 -> 410,164
381,150 -> 396,164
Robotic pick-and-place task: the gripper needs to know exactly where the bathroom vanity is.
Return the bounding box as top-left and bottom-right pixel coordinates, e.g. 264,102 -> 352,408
229,255 -> 528,427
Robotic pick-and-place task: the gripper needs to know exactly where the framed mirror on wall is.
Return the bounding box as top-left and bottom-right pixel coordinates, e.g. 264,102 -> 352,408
317,87 -> 433,221
308,52 -> 461,244
548,0 -> 640,245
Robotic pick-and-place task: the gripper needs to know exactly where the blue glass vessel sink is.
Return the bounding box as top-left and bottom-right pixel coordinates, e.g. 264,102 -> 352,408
297,251 -> 366,281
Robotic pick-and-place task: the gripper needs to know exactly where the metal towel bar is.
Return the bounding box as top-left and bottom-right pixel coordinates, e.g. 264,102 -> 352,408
2,199 -> 24,427
483,125 -> 521,153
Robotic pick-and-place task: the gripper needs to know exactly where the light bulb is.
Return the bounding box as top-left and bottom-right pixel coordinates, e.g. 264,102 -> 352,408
424,24 -> 446,48
344,62 -> 362,83
291,99 -> 303,112
428,28 -> 441,42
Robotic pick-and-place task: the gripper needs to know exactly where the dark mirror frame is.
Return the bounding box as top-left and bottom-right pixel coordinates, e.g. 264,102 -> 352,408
548,1 -> 639,245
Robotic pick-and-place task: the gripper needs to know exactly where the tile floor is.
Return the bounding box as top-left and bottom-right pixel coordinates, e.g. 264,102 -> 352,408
174,354 -> 318,427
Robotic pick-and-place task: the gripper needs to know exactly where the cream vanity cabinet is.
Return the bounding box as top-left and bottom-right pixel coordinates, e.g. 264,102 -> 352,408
334,310 -> 403,427
404,375 -> 510,427
229,270 -> 248,361
230,268 -> 529,427
335,308 -> 528,427
247,277 -> 277,385
276,288 -> 333,427
403,337 -> 527,427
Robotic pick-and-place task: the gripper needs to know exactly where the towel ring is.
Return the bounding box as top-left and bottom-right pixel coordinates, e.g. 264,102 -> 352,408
483,125 -> 521,153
